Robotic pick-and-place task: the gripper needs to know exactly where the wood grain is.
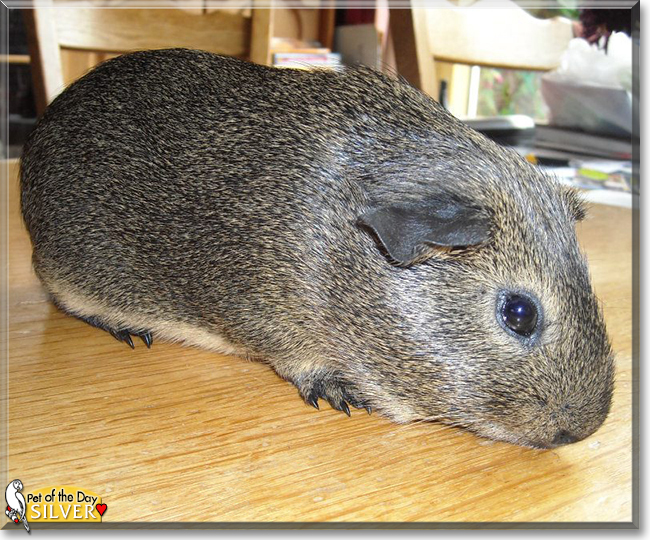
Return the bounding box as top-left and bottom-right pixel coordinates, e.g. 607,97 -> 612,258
0,55 -> 31,64
249,9 -> 274,67
54,8 -> 252,57
418,5 -> 574,71
23,6 -> 66,115
3,159 -> 634,524
388,9 -> 439,99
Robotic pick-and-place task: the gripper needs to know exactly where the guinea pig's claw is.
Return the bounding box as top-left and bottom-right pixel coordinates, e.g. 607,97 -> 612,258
326,398 -> 350,417
109,328 -> 153,349
110,329 -> 135,349
138,332 -> 153,348
342,391 -> 370,414
298,371 -> 368,418
307,394 -> 320,410
340,401 -> 351,417
52,300 -> 154,350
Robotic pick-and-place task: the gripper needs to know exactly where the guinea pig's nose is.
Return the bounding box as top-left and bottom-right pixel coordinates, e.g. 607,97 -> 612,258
552,430 -> 580,446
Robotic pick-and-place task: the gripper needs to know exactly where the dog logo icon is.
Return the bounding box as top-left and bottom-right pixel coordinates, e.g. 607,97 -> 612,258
5,479 -> 30,532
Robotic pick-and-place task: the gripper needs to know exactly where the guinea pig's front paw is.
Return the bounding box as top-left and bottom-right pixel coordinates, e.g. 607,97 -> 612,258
296,370 -> 372,416
109,328 -> 153,349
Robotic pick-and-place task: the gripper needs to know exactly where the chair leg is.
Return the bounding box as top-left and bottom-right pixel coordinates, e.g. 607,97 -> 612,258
22,3 -> 64,116
388,7 -> 438,99
250,8 -> 274,66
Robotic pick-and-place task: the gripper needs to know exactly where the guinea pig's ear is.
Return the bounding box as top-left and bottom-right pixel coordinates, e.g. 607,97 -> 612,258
358,200 -> 491,266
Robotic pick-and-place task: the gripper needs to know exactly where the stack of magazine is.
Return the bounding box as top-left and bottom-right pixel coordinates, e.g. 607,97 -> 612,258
534,124 -> 633,161
272,38 -> 341,70
532,125 -> 634,194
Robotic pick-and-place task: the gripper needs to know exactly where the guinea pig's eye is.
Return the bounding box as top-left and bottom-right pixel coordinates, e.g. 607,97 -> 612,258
501,294 -> 538,337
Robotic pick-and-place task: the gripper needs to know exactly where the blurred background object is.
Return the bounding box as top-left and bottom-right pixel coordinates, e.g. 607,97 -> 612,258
3,0 -> 637,172
576,7 -> 633,48
541,31 -> 633,137
3,0 -> 337,158
381,0 -> 636,202
388,0 -> 575,120
4,9 -> 37,159
23,0 -> 275,115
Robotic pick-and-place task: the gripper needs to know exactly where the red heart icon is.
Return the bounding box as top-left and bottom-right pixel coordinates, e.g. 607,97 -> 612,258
96,503 -> 107,516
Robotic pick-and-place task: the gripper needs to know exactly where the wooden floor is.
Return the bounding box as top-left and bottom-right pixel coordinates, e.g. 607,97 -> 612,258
3,159 -> 635,525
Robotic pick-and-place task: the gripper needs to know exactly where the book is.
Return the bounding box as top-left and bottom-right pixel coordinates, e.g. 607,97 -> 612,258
272,52 -> 342,70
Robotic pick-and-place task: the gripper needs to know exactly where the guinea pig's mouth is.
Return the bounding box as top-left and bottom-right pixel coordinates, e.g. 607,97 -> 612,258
521,431 -> 585,450
471,421 -> 591,449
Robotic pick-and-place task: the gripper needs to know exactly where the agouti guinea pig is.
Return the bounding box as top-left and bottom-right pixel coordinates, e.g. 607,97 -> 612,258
20,49 -> 614,448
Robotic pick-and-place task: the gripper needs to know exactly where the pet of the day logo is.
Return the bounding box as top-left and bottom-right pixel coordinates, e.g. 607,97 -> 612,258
5,481 -> 107,531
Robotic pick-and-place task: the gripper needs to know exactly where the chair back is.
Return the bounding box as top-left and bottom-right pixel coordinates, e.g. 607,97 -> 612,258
24,1 -> 273,114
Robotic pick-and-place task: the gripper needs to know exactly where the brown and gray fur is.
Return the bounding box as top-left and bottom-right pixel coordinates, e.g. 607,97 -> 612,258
20,49 -> 614,448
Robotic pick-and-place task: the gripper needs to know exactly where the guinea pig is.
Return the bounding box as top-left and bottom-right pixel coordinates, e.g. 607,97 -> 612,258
20,49 -> 614,448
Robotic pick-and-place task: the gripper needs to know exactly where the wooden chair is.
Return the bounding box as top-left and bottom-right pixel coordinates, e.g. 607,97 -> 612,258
389,0 -> 575,102
23,1 -> 274,115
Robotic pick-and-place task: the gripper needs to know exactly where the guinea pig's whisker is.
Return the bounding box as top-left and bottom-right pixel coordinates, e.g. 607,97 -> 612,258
396,416 -> 442,430
389,415 -> 459,436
